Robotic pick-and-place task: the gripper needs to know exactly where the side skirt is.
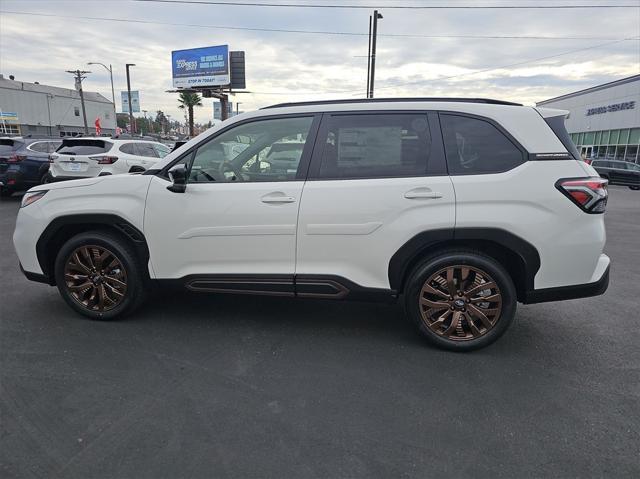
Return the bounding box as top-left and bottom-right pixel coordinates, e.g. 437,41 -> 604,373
156,274 -> 398,303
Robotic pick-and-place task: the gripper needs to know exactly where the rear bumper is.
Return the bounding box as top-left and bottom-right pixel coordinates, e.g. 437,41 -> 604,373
524,258 -> 610,304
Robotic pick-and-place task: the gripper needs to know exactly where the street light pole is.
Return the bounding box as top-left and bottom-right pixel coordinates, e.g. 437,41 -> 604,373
87,62 -> 116,120
125,63 -> 136,134
66,69 -> 90,135
368,10 -> 383,99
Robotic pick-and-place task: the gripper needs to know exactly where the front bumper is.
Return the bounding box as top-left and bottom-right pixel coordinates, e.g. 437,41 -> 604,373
524,255 -> 610,304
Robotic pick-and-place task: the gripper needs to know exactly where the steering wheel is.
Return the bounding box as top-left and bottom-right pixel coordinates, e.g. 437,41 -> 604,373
192,169 -> 217,182
219,161 -> 245,182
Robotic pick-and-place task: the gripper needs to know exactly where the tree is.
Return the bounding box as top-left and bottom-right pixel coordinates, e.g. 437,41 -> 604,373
177,92 -> 202,137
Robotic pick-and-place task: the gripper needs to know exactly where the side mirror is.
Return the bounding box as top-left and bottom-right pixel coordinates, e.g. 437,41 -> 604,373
167,164 -> 187,193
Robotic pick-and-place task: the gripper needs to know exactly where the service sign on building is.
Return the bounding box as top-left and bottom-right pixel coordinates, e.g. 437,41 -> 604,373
172,45 -> 230,88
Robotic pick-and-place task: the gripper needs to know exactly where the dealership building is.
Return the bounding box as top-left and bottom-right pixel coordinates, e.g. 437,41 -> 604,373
0,75 -> 116,137
537,74 -> 640,163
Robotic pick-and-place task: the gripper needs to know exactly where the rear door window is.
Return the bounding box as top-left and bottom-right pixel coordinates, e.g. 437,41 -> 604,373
315,113 -> 432,179
28,142 -> 50,153
440,114 -> 525,175
57,139 -> 112,155
0,139 -> 18,155
135,143 -> 159,158
119,143 -> 137,155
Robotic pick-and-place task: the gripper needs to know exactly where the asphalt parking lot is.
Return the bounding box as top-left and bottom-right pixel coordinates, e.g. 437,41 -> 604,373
1,187 -> 639,478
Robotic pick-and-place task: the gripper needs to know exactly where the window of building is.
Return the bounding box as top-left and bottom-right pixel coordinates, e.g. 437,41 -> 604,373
317,113 -> 431,179
441,114 -> 524,175
74,107 -> 80,117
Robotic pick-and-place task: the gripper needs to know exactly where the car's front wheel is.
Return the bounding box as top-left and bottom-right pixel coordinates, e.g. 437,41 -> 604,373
404,250 -> 517,351
629,185 -> 639,191
54,231 -> 146,320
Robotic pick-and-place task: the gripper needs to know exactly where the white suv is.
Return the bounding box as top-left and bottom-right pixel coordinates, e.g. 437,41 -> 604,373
13,99 -> 610,350
48,138 -> 170,180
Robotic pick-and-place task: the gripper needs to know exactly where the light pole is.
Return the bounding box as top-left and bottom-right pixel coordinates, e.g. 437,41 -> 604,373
87,62 -> 115,119
125,63 -> 136,134
142,109 -> 148,134
368,10 -> 383,99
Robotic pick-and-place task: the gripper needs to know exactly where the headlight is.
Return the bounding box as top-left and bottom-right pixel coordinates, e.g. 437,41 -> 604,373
21,190 -> 48,208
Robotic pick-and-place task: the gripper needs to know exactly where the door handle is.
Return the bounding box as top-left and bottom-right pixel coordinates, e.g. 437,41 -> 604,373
261,193 -> 296,204
404,189 -> 443,199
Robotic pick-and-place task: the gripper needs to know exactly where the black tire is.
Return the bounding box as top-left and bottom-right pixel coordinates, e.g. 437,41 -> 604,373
404,249 -> 517,351
629,186 -> 639,191
40,171 -> 51,184
0,188 -> 13,198
54,230 -> 147,320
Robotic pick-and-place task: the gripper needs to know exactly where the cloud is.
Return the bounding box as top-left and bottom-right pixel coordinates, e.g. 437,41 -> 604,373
1,0 -> 638,124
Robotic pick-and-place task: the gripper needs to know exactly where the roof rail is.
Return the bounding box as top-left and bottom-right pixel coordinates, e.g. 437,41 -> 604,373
262,97 -> 522,109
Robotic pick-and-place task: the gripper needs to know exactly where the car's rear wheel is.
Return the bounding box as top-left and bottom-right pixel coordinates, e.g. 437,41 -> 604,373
404,250 -> 517,351
54,231 -> 146,320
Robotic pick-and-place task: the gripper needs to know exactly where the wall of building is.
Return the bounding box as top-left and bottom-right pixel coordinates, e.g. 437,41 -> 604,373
537,76 -> 640,163
0,78 -> 116,136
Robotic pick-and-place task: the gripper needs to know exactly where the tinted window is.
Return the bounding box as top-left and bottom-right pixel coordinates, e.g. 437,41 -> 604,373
119,143 -> 137,155
28,142 -> 50,153
441,114 -> 524,175
57,140 -> 112,155
47,141 -> 62,153
0,139 -> 18,154
317,114 -> 430,179
136,143 -> 158,158
188,116 -> 314,183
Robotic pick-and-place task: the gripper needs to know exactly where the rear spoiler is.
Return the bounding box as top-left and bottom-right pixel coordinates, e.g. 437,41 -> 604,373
535,107 -> 581,161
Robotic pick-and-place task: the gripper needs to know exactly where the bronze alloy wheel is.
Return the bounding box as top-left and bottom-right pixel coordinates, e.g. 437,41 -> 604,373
64,245 -> 128,312
419,265 -> 503,341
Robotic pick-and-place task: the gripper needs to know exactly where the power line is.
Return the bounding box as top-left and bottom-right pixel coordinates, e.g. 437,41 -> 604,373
134,0 -> 640,8
1,10 -> 637,41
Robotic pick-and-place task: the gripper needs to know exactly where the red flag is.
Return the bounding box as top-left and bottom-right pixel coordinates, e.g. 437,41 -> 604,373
95,117 -> 102,135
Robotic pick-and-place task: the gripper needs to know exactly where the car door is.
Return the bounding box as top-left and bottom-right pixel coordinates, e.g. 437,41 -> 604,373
295,111 -> 455,293
144,114 -> 320,289
135,143 -> 160,169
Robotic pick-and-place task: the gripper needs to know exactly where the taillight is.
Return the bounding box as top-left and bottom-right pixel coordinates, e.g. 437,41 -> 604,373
556,177 -> 608,214
49,154 -> 58,163
584,159 -> 592,165
89,155 -> 119,164
7,154 -> 26,163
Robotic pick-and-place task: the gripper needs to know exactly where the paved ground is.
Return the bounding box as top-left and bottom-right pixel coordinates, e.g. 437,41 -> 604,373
1,187 -> 639,478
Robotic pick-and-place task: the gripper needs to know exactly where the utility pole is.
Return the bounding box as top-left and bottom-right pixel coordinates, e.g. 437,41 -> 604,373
368,10 -> 383,99
125,63 -> 136,134
66,70 -> 90,135
142,109 -> 148,134
366,15 -> 372,97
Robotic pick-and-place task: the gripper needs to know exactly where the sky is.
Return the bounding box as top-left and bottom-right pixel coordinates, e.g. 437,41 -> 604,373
0,0 -> 639,125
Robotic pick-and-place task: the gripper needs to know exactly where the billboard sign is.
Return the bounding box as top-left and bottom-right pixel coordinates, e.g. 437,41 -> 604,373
172,45 -> 230,88
121,91 -> 140,113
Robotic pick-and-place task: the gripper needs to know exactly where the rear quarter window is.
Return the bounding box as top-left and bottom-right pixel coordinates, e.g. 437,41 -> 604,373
440,114 -> 525,175
0,139 -> 19,154
57,139 -> 113,155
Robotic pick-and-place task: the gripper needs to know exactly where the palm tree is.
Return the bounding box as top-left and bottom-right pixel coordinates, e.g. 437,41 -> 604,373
177,92 -> 202,137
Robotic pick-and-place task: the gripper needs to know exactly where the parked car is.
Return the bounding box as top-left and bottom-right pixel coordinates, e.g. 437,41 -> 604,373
47,138 -> 171,181
14,98 -> 610,351
0,137 -> 61,196
591,159 -> 640,190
